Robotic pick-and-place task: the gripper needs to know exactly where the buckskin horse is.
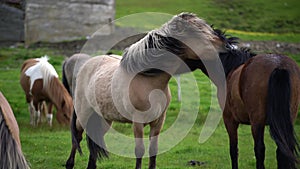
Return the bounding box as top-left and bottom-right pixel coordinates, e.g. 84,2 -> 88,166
65,13 -> 227,169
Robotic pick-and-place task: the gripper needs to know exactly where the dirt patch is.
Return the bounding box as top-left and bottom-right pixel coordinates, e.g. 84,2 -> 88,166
239,41 -> 300,55
5,26 -> 300,57
26,39 -> 300,57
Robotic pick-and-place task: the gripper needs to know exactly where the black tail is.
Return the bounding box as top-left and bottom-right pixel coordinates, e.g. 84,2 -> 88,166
86,112 -> 109,162
70,110 -> 82,155
62,61 -> 71,95
267,68 -> 300,168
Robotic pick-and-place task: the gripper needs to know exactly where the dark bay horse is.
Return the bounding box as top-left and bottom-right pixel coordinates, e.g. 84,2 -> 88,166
0,91 -> 30,169
20,56 -> 73,126
185,30 -> 300,169
65,13 -> 226,169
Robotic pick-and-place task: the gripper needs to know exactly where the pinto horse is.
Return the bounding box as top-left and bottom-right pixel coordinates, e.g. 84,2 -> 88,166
65,13 -> 226,169
0,91 -> 30,169
185,30 -> 300,168
20,56 -> 73,126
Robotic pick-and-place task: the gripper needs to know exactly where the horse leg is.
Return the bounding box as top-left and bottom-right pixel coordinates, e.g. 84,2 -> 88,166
28,100 -> 35,125
224,116 -> 239,169
251,123 -> 265,169
86,113 -> 111,169
47,102 -> 53,126
31,100 -> 40,126
66,110 -> 84,169
148,114 -> 166,169
133,122 -> 145,169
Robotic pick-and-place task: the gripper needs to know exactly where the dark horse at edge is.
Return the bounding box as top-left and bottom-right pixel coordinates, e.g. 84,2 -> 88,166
182,29 -> 300,169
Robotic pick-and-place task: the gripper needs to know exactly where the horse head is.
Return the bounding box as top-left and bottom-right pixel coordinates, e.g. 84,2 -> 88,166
161,12 -> 226,61
56,90 -> 73,125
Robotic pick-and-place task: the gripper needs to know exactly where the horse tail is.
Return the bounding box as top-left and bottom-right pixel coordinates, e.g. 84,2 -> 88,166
86,113 -> 109,163
267,68 -> 300,168
70,109 -> 83,155
62,61 -> 71,95
0,109 -> 30,169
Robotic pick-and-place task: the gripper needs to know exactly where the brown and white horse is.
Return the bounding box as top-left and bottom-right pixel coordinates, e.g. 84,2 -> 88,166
65,13 -> 226,169
0,91 -> 30,169
20,56 -> 73,126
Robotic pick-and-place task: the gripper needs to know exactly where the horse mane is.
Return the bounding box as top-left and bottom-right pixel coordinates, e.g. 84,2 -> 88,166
213,29 -> 256,76
0,93 -> 30,169
37,56 -> 59,89
46,77 -> 73,113
120,12 -> 217,75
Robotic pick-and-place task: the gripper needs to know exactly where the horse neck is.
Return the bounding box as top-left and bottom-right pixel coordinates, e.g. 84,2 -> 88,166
46,77 -> 72,111
152,72 -> 171,88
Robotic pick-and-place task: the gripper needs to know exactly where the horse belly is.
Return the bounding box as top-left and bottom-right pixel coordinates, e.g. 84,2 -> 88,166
226,66 -> 250,124
94,99 -> 132,123
228,92 -> 250,124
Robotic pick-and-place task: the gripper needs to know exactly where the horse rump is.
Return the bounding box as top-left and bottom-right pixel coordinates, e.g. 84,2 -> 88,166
266,68 -> 300,168
62,61 -> 71,95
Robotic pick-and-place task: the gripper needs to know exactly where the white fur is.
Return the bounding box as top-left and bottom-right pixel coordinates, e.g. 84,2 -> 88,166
25,55 -> 58,92
47,114 -> 53,126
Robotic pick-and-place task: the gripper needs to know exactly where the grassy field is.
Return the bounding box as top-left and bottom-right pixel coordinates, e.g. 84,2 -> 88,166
1,0 -> 300,168
1,45 -> 300,169
115,0 -> 300,34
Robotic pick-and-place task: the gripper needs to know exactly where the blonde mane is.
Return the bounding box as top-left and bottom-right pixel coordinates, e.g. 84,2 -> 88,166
120,12 -> 217,74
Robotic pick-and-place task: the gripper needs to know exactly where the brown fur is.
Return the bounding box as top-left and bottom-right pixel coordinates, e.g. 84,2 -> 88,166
0,92 -> 30,169
20,58 -> 73,126
223,54 -> 300,169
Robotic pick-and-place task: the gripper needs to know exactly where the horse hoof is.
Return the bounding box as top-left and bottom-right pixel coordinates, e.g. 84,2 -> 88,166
64,160 -> 74,169
187,160 -> 206,166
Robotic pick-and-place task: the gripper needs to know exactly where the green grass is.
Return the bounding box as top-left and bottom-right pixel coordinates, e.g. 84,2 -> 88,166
115,0 -> 300,34
0,45 -> 300,169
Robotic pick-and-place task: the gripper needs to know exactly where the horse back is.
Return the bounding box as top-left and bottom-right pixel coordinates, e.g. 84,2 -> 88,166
63,53 -> 91,97
74,55 -> 123,125
239,54 -> 300,122
20,59 -> 39,100
20,58 -> 38,73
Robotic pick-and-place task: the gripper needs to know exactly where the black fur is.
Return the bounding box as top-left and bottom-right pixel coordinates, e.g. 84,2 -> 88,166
219,47 -> 256,76
62,61 -> 71,95
142,34 -> 187,76
70,110 -> 82,155
175,59 -> 208,76
212,28 -> 239,48
85,112 -> 109,167
213,29 -> 256,76
267,68 -> 300,169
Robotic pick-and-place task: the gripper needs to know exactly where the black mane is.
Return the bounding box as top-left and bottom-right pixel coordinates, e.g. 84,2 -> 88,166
213,29 -> 256,76
142,33 -> 186,75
